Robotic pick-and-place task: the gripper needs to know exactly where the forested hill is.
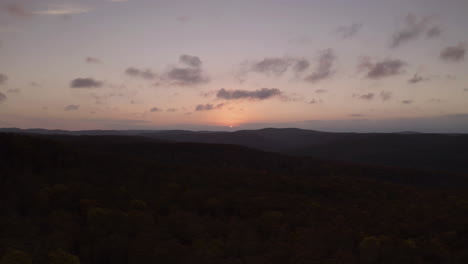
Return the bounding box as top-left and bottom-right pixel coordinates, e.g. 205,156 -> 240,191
1,133 -> 468,263
3,127 -> 468,174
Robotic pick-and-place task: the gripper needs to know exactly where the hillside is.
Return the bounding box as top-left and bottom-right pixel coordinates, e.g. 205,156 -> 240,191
1,133 -> 468,263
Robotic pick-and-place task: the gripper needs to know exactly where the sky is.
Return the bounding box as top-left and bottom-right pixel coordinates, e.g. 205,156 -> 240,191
0,0 -> 467,132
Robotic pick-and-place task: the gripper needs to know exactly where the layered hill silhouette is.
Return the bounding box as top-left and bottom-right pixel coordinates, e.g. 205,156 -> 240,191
3,127 -> 468,174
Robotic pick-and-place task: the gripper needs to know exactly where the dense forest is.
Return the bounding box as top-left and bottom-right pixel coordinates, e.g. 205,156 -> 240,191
1,133 -> 468,263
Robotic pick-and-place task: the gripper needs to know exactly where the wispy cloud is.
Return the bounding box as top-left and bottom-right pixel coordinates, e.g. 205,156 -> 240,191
86,57 -> 102,64
304,49 -> 336,83
359,57 -> 407,79
33,4 -> 90,16
0,92 -> 7,103
125,67 -> 157,80
195,103 -> 225,111
64,104 -> 80,111
0,74 -> 7,85
3,3 -> 33,18
216,88 -> 282,101
440,44 -> 465,62
335,23 -> 362,39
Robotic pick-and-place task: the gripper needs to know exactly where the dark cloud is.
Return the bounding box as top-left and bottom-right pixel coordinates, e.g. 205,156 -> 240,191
70,78 -> 103,88
380,91 -> 392,101
402,100 -> 413,104
362,59 -> 406,79
0,92 -> 7,103
390,14 -> 431,48
0,74 -> 7,85
308,99 -> 317,104
336,23 -> 362,39
150,107 -> 162,112
216,88 -> 282,101
305,49 -> 336,83
359,93 -> 374,100
125,67 -> 157,80
164,55 -> 209,86
195,103 -> 225,111
64,104 -> 80,111
292,59 -> 310,73
426,26 -> 442,38
166,67 -> 209,85
440,44 -> 465,62
180,54 -> 202,68
252,57 -> 292,76
86,57 -> 101,64
4,3 -> 33,17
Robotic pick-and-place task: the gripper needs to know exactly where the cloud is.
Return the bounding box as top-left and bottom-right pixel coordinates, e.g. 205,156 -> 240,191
0,74 -> 7,85
251,57 -> 292,76
379,91 -> 392,101
292,59 -> 310,73
390,14 -> 436,48
359,93 -> 374,100
64,104 -> 80,111
304,49 -> 336,83
440,44 -> 465,62
150,107 -> 162,112
426,26 -> 442,38
4,3 -> 33,17
408,74 -> 428,84
336,23 -> 362,39
402,100 -> 413,104
195,103 -> 225,111
86,57 -> 101,64
0,92 -> 7,103
216,88 -> 282,101
166,108 -> 178,112
33,4 -> 90,16
315,89 -> 327,94
180,54 -> 202,68
125,67 -> 157,80
308,99 -> 318,104
361,58 -> 406,79
164,55 -> 209,86
70,78 -> 103,88
166,67 -> 209,86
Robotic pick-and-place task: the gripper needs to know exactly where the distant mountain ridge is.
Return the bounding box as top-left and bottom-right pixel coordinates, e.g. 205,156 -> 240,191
2,127 -> 468,174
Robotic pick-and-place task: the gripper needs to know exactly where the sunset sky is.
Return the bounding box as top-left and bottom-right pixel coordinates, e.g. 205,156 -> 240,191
0,0 -> 467,132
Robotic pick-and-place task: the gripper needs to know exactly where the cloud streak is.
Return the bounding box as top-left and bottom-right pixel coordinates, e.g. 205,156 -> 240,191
64,104 -> 80,111
195,103 -> 225,111
70,78 -> 103,88
216,88 -> 282,101
125,68 -> 157,80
